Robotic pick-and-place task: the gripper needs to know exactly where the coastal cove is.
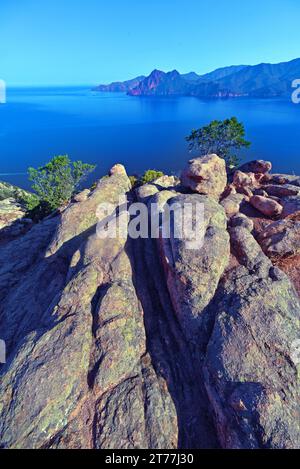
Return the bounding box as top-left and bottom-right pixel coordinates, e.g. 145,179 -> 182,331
0,86 -> 299,190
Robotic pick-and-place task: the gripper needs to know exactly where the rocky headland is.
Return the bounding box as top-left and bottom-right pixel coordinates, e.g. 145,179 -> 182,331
0,156 -> 300,449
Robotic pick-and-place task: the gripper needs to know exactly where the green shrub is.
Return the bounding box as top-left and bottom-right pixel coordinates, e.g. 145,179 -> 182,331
26,155 -> 96,221
140,169 -> 164,185
129,175 -> 138,188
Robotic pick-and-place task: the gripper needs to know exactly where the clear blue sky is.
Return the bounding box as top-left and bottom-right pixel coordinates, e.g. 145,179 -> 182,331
1,0 -> 300,86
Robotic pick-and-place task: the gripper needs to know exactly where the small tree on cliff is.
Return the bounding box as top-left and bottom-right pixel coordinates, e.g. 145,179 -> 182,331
186,117 -> 251,167
26,155 -> 96,219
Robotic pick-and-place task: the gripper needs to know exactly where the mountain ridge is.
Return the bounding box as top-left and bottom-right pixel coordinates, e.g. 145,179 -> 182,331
94,58 -> 300,98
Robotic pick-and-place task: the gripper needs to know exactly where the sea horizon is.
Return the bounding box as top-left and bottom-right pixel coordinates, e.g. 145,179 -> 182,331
1,86 -> 299,190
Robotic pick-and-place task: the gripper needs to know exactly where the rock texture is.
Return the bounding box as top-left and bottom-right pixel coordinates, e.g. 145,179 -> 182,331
204,227 -> 300,449
221,193 -> 245,218
0,182 -> 33,243
257,216 -> 300,258
181,154 -> 227,199
250,195 -> 283,218
238,160 -> 272,174
1,159 -> 300,449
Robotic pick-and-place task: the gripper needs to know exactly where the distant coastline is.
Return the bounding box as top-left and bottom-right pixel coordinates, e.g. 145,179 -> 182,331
94,58 -> 300,100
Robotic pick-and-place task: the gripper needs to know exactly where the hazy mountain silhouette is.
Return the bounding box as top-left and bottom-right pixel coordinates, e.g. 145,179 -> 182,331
95,58 -> 300,98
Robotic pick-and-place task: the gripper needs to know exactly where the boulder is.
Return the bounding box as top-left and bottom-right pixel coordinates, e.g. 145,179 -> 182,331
109,163 -> 127,176
270,174 -> 300,187
136,183 -> 159,202
152,175 -> 180,190
253,188 -> 268,197
257,217 -> 300,258
221,184 -> 237,198
204,227 -> 300,449
263,184 -> 300,198
230,213 -> 254,232
221,193 -> 245,218
250,195 -> 283,218
233,170 -> 255,188
238,160 -> 272,174
0,197 -> 27,231
45,168 -> 131,258
73,189 -> 90,203
236,186 -> 253,199
181,154 -> 227,199
159,194 -> 230,344
280,196 -> 300,218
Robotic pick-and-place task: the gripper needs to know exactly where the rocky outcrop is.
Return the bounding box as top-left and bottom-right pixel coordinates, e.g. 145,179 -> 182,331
263,184 -> 300,198
128,70 -> 191,97
0,181 -> 30,202
0,197 -> 27,230
281,196 -> 300,218
257,216 -> 300,259
221,193 -> 245,218
181,154 -> 227,199
0,168 -> 177,449
204,227 -> 300,449
158,194 -> 230,344
238,160 -> 272,174
0,182 -> 33,237
1,159 -> 300,449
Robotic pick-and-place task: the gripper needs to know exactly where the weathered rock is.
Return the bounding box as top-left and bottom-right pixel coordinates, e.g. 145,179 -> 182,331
73,189 -> 90,203
221,184 -> 237,198
263,184 -> 300,198
221,193 -> 245,218
250,195 -> 283,218
159,194 -> 230,344
181,154 -> 227,199
281,196 -> 300,218
109,163 -> 127,176
152,175 -> 180,190
257,217 -> 300,258
204,227 -> 300,449
45,169 -> 131,258
253,188 -> 269,197
270,174 -> 300,187
238,159 -> 272,174
0,197 -> 27,230
0,169 -> 178,449
233,170 -> 257,188
230,213 -> 254,232
1,161 -> 300,450
236,186 -> 253,199
136,184 -> 159,202
229,225 -> 269,272
0,181 -> 31,202
148,190 -> 178,213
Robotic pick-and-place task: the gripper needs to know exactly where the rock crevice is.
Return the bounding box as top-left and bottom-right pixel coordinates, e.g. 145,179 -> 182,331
1,157 -> 300,449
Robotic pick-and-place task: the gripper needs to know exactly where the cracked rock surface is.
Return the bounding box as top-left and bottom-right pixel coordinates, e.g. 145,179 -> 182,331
0,157 -> 300,449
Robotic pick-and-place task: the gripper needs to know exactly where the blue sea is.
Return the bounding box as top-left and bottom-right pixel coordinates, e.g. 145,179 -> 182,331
0,86 -> 299,190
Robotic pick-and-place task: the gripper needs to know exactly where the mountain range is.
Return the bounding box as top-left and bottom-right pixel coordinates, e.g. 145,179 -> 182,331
94,58 -> 300,98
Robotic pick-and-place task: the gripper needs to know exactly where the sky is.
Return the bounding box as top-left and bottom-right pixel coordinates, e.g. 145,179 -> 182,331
1,0 -> 300,86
